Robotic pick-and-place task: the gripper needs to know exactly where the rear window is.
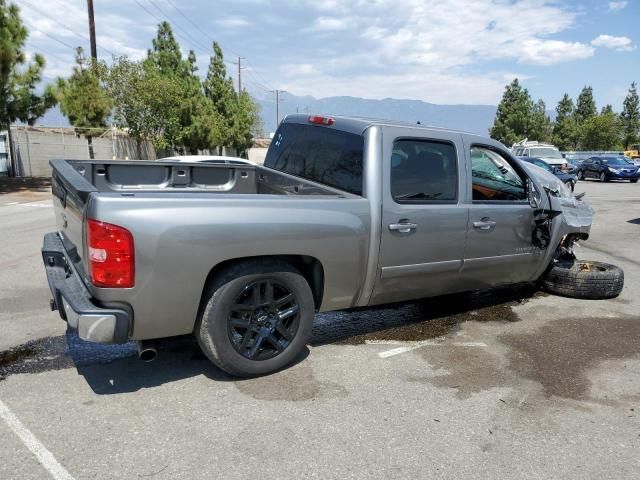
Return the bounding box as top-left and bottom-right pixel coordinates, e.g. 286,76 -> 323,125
264,123 -> 364,195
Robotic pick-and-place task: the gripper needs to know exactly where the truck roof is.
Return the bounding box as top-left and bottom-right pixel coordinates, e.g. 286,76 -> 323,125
283,113 -> 482,138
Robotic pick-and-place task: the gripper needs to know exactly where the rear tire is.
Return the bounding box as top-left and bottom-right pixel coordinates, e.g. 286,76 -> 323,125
196,259 -> 315,377
541,260 -> 624,300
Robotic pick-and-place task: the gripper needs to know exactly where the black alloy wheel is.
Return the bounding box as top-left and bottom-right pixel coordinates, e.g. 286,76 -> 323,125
227,280 -> 300,361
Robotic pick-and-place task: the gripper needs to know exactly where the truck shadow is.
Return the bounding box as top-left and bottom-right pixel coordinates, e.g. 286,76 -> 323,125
0,285 -> 537,394
73,284 -> 536,394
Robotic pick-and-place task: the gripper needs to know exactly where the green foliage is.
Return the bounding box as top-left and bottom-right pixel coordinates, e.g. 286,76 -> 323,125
106,56 -> 184,151
528,99 -> 552,144
106,24 -> 261,156
580,110 -> 621,150
552,94 -> 579,150
0,0 -> 56,129
575,86 -> 597,125
620,82 -> 639,149
56,48 -> 111,134
489,78 -> 550,145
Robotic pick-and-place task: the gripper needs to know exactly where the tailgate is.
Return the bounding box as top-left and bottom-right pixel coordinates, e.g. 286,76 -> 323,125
50,159 -> 98,265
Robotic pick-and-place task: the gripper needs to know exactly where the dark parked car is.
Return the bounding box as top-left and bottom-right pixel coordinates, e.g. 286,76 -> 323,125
518,157 -> 577,191
576,156 -> 640,183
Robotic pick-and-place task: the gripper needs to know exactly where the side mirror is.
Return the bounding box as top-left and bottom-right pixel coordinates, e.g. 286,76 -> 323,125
528,179 -> 541,208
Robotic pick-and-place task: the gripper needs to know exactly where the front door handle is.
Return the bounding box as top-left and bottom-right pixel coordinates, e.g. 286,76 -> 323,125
389,222 -> 418,233
473,218 -> 497,230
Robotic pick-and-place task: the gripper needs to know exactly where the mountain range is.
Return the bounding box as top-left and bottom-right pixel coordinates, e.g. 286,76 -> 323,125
35,93 -> 500,138
255,92 -> 497,136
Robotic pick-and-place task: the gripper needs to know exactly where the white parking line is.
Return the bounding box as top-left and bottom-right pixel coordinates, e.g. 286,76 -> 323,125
0,399 -> 76,480
16,200 -> 53,208
368,340 -> 488,358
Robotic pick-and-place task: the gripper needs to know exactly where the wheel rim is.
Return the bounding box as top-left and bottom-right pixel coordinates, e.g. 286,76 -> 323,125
600,173 -> 605,182
227,280 -> 300,361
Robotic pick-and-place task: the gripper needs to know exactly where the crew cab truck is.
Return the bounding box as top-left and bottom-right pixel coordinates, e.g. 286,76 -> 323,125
42,115 -> 593,377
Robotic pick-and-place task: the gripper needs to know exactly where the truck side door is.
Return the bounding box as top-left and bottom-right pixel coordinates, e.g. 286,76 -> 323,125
369,130 -> 468,305
460,145 -> 540,288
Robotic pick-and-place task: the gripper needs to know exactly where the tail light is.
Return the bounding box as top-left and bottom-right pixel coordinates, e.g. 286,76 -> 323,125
87,219 -> 135,288
308,115 -> 335,126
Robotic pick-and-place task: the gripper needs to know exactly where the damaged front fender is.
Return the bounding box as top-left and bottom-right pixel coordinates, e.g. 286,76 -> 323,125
523,163 -> 594,280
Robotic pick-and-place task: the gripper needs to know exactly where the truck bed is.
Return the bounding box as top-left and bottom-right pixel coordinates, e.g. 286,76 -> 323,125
53,159 -> 349,198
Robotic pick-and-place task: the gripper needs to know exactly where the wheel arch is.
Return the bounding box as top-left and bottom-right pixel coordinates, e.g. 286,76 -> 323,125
198,255 -> 325,316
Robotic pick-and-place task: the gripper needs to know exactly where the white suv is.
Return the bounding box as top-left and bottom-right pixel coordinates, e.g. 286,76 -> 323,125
512,141 -> 568,170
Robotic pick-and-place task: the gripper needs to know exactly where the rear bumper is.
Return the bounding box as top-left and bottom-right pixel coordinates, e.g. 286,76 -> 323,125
42,232 -> 131,343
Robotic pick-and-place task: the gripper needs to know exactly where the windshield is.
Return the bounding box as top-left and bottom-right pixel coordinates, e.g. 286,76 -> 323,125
602,158 -> 631,166
529,147 -> 563,159
531,159 -> 552,171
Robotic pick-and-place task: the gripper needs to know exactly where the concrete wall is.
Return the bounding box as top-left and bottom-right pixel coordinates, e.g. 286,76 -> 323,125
7,126 -> 261,177
9,126 -> 158,177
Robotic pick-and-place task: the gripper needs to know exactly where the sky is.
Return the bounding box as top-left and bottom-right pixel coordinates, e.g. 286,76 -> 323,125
14,0 -> 640,110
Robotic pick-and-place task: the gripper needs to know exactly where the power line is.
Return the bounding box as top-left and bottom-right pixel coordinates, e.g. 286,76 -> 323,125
20,0 -> 117,57
145,0 -> 211,53
165,0 -> 241,58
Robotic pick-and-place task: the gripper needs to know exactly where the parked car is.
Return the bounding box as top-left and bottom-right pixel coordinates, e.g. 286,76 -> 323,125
518,157 -> 577,191
512,140 -> 569,171
43,115 -> 603,377
576,156 -> 640,183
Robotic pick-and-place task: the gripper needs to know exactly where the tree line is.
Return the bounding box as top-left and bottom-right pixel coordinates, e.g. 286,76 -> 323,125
490,78 -> 640,151
0,1 -> 261,159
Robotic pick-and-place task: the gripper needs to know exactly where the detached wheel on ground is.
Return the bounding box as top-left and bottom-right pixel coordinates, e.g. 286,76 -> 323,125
196,259 -> 315,377
541,260 -> 624,300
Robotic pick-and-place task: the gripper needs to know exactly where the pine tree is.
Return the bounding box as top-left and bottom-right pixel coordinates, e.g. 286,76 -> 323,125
552,94 -> 578,150
529,99 -> 552,142
489,79 -> 534,145
0,0 -> 56,129
203,42 -> 237,150
575,86 -> 597,125
56,47 -> 111,159
620,82 -> 639,149
146,21 -> 187,77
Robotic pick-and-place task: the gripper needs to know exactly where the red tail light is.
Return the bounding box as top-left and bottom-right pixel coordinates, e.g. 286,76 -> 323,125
308,115 -> 335,126
87,219 -> 135,288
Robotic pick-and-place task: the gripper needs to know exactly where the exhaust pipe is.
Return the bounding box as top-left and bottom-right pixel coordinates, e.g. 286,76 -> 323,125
137,340 -> 157,362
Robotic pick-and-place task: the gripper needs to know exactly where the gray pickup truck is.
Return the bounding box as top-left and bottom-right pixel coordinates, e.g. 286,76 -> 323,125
42,114 -> 596,376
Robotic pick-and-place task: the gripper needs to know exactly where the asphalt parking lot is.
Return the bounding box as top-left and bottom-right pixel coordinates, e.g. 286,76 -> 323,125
1,177 -> 639,479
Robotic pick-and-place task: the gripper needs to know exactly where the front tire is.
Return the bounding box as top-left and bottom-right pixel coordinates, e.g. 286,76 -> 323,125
599,172 -> 607,182
542,260 -> 624,300
577,170 -> 584,181
196,259 -> 315,377
631,179 -> 638,183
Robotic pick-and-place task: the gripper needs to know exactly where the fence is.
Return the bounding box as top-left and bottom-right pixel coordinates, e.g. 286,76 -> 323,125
8,126 -> 160,177
5,125 -> 264,177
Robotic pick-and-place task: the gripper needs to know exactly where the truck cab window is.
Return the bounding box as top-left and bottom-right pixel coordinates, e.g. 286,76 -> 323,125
264,123 -> 364,195
471,147 -> 526,201
390,139 -> 458,203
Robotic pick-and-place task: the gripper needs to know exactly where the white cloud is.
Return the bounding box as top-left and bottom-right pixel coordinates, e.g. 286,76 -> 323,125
215,16 -> 252,29
308,16 -> 349,31
519,39 -> 594,65
608,1 -> 629,12
591,35 -> 636,51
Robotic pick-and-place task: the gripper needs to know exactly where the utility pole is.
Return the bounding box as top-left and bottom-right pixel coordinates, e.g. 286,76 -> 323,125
233,57 -> 246,93
270,90 -> 286,130
87,0 -> 97,60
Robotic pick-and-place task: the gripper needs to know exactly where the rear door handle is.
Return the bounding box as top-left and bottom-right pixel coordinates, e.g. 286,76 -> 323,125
473,219 -> 497,230
389,222 -> 418,233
